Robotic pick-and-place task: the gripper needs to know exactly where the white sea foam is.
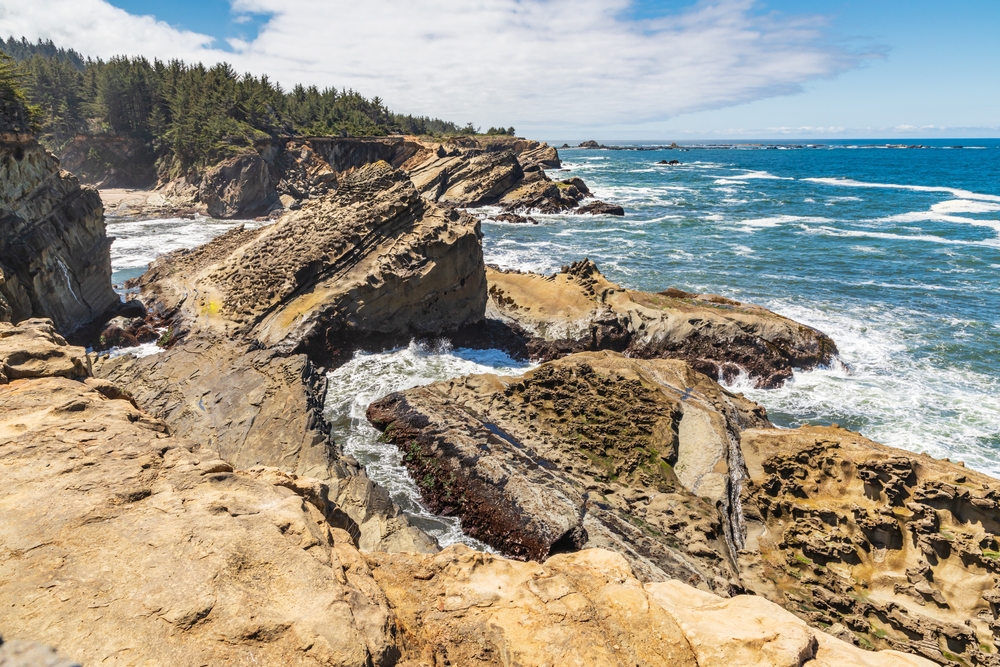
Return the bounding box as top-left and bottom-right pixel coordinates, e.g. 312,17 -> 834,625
932,199 -> 1000,214
735,214 -> 828,230
323,341 -> 532,547
108,217 -> 269,272
877,211 -> 1000,233
736,300 -> 1000,478
803,177 -> 1000,202
105,340 -> 164,359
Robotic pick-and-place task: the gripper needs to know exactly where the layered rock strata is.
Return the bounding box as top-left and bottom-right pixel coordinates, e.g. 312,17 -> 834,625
483,260 -> 838,388
0,319 -> 933,667
1,131 -> 120,334
739,426 -> 1000,666
128,160 -> 486,356
368,351 -> 770,592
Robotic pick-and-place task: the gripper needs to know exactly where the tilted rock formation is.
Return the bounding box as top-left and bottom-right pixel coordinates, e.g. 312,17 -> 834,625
739,426 -> 1000,666
484,260 -> 838,388
367,351 -> 770,592
0,132 -> 120,334
131,161 -> 486,357
407,148 -> 526,207
367,545 -> 934,667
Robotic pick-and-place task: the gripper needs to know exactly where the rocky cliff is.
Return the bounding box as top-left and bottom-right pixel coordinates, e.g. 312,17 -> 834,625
368,349 -> 1000,666
482,260 -> 838,388
0,319 -> 935,667
0,131 -> 120,335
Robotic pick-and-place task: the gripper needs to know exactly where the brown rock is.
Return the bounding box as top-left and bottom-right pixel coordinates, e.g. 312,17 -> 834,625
739,425 -> 1000,665
1,136 -> 120,334
367,350 -> 770,591
198,153 -> 276,218
484,260 -> 838,388
577,200 -> 625,216
0,318 -> 90,383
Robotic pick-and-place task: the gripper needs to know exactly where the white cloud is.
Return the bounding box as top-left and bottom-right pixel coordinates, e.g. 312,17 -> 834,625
1,0 -> 868,131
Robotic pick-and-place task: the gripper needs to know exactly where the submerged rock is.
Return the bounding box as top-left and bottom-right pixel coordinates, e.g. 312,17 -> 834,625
368,350 -> 770,591
482,260 -> 838,388
0,130 -> 120,335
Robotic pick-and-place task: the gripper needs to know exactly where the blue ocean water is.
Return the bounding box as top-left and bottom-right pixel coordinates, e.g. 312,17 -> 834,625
482,140 -> 1000,475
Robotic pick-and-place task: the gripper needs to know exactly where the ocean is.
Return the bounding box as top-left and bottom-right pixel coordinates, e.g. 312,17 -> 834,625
108,138 -> 1000,545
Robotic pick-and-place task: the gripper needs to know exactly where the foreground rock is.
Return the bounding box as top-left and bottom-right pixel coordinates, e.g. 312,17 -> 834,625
0,322 -> 402,666
484,260 -> 838,388
368,546 -> 934,667
368,351 -> 770,591
740,425 -> 1000,666
1,123 -> 120,334
1,320 -> 932,667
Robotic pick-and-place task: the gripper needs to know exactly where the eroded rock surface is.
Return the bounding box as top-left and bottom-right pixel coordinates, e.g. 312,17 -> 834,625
0,322 -> 402,666
485,260 -> 838,388
367,545 -> 935,667
131,161 -> 486,357
1,133 -> 120,334
368,351 -> 770,591
740,426 -> 1000,666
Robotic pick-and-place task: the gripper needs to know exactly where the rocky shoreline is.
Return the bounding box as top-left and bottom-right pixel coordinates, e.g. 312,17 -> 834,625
0,110 -> 983,666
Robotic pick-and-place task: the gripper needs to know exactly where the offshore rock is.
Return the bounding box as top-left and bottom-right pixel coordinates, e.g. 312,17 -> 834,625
577,200 -> 625,216
0,133 -> 119,334
484,260 -> 838,388
0,319 -> 402,666
367,350 -> 770,591
739,425 -> 1000,666
133,160 -> 486,356
367,545 -> 935,667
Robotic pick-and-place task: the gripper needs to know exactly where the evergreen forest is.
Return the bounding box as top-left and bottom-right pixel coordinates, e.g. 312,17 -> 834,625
1,36 -> 474,178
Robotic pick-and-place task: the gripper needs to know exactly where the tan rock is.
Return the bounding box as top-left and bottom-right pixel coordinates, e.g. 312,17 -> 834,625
0,318 -> 90,383
739,425 -> 1000,665
367,545 -> 935,667
486,260 -> 838,388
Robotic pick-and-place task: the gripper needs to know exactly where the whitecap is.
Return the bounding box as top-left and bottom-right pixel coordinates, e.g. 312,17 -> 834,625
803,177 -> 1000,202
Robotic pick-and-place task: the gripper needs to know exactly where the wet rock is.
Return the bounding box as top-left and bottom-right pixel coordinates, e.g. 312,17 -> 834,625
481,260 -> 838,388
577,200 -> 625,216
1,133 -> 119,335
658,159 -> 681,165
367,351 -> 770,591
490,212 -> 538,224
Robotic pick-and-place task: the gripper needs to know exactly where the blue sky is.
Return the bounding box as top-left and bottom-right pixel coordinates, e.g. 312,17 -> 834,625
4,0 -> 998,139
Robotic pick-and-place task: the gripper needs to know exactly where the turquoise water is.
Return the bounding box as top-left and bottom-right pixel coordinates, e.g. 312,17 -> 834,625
482,140 -> 1000,475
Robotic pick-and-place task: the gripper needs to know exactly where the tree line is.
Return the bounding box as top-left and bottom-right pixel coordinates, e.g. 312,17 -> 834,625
1,36 -> 481,178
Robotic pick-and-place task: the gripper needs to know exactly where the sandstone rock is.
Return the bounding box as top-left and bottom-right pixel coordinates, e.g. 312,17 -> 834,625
198,152 -> 276,218
738,425 -> 1000,665
407,148 -> 524,206
0,323 -> 403,667
577,200 -> 625,216
366,545 -> 935,667
132,161 -> 487,357
483,260 -> 838,388
0,318 -> 90,383
367,350 -> 770,591
497,177 -> 591,213
58,135 -> 156,188
1,135 -> 120,334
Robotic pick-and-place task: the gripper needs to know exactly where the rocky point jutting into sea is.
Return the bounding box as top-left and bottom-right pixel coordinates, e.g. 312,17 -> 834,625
0,89 -> 990,667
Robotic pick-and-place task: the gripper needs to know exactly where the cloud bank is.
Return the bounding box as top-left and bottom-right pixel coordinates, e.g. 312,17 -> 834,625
1,0 -> 868,131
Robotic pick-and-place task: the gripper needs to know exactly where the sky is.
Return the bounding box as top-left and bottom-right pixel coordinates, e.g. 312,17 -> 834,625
1,0 -> 997,140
